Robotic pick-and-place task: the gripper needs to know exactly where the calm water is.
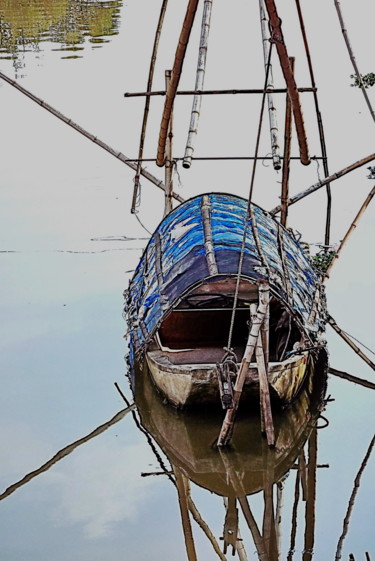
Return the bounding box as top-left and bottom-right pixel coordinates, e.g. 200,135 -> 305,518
0,1 -> 374,560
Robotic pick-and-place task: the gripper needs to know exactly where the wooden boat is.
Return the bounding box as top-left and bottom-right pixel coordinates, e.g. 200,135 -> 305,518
126,192 -> 327,408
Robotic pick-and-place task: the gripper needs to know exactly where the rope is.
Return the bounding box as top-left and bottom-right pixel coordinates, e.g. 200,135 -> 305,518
226,43 -> 274,350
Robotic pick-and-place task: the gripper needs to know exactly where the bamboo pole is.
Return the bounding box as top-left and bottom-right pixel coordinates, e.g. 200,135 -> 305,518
254,323 -> 275,447
164,70 -> 174,216
334,0 -> 375,123
259,0 -> 281,171
280,57 -> 294,227
156,0 -> 200,167
131,0 -> 169,213
324,186 -> 375,280
328,367 -> 375,391
303,428 -> 318,561
294,0 -> 332,246
223,498 -> 249,561
183,0 -> 213,169
217,281 -> 269,447
173,465 -> 198,561
287,470 -> 300,561
327,315 -> 375,371
238,497 -> 270,561
188,498 -> 227,561
335,435 -> 375,561
0,71 -> 186,202
263,0 -> 310,166
270,153 -> 375,215
0,404 -> 136,501
125,87 -> 316,97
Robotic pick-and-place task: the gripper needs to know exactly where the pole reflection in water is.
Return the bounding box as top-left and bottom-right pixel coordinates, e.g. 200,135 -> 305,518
133,359 -> 330,560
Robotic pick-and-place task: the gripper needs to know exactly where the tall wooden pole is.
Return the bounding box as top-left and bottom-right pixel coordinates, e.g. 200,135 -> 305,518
263,0 -> 310,166
280,57 -> 294,227
131,0 -> 169,213
164,70 -> 174,216
157,0 -> 200,166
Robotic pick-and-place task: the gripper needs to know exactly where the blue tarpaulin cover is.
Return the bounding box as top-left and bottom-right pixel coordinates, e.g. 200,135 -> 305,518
126,193 -> 325,354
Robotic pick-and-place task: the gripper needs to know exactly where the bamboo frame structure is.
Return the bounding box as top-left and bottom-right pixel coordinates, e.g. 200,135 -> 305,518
263,0 -> 310,166
131,0 -> 169,213
0,71 -> 184,203
183,0 -> 213,169
259,0 -> 281,171
280,57 -> 294,227
218,281 -> 269,447
0,404 -> 136,501
270,154 -> 375,215
327,315 -> 375,371
164,70 -> 174,216
334,0 -> 375,123
324,186 -> 375,279
156,0 -> 200,167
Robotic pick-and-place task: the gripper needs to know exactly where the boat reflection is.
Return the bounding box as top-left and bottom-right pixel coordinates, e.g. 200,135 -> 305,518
134,361 -> 328,560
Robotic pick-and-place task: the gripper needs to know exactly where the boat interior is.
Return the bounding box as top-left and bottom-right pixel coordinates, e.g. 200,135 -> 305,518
151,280 -> 303,365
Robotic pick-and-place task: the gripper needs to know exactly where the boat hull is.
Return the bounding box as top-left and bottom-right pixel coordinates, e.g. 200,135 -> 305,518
145,348 -> 322,408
